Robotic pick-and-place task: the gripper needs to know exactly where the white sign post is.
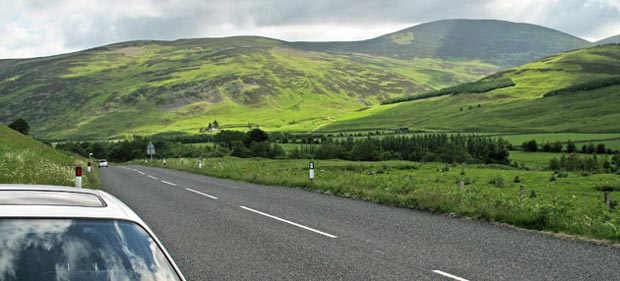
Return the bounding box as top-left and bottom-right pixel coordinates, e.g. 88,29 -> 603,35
309,162 -> 315,181
199,159 -> 203,169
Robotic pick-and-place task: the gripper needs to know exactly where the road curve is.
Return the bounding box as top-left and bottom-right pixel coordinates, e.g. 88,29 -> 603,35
100,165 -> 620,281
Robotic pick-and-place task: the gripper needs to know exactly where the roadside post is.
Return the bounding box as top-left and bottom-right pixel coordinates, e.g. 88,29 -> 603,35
309,161 -> 315,182
147,142 -> 155,160
163,158 -> 167,166
199,159 -> 203,169
87,162 -> 92,173
75,167 -> 82,188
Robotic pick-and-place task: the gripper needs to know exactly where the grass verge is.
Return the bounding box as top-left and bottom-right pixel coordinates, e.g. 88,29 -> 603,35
135,157 -> 620,242
0,125 -> 100,188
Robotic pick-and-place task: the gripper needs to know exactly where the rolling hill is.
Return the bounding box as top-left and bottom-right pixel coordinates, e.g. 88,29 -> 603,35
295,19 -> 591,66
0,19 -> 599,139
597,35 -> 620,44
322,44 -> 620,133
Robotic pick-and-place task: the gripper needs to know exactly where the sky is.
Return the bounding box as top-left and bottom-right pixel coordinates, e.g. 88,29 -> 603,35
1,0 -> 619,59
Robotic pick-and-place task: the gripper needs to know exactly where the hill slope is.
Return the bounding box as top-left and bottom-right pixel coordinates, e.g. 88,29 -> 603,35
0,36 -> 498,139
322,44 -> 620,133
597,35 -> 620,44
0,125 -> 98,187
0,19 -> 595,139
295,19 -> 591,67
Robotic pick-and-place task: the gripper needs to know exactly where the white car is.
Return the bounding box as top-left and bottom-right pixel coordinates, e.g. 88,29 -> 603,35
0,185 -> 186,281
97,159 -> 109,167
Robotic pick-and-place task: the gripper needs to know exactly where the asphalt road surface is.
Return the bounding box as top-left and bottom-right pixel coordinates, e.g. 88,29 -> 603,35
101,165 -> 620,281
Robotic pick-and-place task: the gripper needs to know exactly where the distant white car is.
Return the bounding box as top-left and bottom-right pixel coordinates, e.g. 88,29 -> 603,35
97,159 -> 109,167
0,185 -> 186,281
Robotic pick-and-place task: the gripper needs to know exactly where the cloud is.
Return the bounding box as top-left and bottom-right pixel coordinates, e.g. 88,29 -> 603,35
0,0 -> 619,58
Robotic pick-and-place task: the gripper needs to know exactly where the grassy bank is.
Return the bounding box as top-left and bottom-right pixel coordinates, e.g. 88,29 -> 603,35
136,157 -> 620,242
0,125 -> 100,188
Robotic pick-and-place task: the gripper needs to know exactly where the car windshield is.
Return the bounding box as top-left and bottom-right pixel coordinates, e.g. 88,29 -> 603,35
0,219 -> 181,281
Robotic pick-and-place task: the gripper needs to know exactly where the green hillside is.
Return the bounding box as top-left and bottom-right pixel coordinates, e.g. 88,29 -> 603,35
295,19 -> 591,66
0,36 -> 497,140
322,44 -> 620,133
0,19 -> 596,140
0,125 -> 98,187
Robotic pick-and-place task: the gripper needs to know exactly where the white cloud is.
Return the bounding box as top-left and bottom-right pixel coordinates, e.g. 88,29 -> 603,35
0,0 -> 618,59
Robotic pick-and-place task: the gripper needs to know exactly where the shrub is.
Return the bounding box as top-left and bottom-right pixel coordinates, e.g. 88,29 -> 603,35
489,176 -> 506,187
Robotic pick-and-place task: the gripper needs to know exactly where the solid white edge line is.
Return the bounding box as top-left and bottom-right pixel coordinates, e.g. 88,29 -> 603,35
240,206 -> 338,239
137,171 -> 145,175
161,180 -> 177,187
185,188 -> 218,200
432,270 -> 470,281
147,175 -> 158,180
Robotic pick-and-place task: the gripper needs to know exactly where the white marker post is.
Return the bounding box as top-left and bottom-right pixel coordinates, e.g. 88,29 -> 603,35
75,167 -> 83,188
199,159 -> 203,169
87,162 -> 92,173
309,161 -> 315,182
163,158 -> 167,166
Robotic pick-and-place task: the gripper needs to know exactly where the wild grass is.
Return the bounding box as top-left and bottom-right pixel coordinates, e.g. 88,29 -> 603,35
137,156 -> 620,242
0,126 -> 100,188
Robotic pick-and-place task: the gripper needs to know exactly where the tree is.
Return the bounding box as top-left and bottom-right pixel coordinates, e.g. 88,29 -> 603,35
207,123 -> 213,131
245,129 -> 269,146
566,140 -> 577,153
521,139 -> 538,152
596,144 -> 606,154
8,118 -> 29,135
213,120 -> 219,129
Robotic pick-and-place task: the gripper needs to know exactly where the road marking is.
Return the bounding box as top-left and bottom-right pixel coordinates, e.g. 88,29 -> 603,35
432,270 -> 470,281
137,171 -> 145,175
240,206 -> 337,239
185,188 -> 218,200
147,175 -> 158,180
161,180 -> 177,187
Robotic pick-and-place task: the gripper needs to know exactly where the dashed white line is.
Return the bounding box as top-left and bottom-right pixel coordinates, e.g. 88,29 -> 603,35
185,188 -> 218,200
137,171 -> 145,175
240,206 -> 338,239
161,180 -> 177,187
432,270 -> 470,281
147,175 -> 158,180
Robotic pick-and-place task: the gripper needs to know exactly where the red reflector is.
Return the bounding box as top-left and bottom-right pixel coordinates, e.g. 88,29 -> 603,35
76,167 -> 82,177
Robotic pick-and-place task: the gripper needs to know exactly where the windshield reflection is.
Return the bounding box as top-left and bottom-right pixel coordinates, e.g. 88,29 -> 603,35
0,219 -> 180,281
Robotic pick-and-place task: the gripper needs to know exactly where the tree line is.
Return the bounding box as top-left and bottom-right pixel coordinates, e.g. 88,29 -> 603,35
521,139 -> 618,154
381,77 -> 515,105
544,75 -> 620,98
549,153 -> 620,173
56,129 -> 511,165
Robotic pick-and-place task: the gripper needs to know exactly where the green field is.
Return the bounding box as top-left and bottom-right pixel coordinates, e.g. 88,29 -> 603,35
136,157 -> 620,242
0,125 -> 100,188
509,151 -> 561,169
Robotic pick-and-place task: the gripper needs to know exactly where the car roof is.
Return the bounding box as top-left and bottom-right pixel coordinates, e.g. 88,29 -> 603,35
0,184 -> 142,223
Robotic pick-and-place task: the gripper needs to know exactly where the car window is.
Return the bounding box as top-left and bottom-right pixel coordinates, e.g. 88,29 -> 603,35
0,219 -> 181,281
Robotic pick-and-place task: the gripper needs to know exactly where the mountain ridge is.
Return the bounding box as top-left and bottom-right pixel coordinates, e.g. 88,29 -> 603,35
0,19 -> 609,139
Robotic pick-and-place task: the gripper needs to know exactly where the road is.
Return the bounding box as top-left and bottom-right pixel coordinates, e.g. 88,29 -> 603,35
101,165 -> 620,280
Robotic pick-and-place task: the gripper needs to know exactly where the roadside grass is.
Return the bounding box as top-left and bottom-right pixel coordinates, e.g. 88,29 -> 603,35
0,125 -> 100,188
136,156 -> 620,242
